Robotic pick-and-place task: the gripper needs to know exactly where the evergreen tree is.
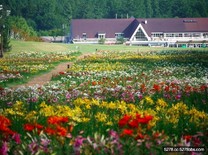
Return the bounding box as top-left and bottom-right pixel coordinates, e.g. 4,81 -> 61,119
35,0 -> 59,30
1,0 -> 208,34
107,0 -> 123,18
152,0 -> 160,17
0,3 -> 11,54
159,0 -> 173,17
196,0 -> 208,17
3,18 -> 11,52
136,0 -> 146,18
93,0 -> 108,19
145,0 -> 153,18
59,0 -> 72,21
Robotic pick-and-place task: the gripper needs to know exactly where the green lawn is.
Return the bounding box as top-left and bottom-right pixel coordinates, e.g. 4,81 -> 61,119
8,40 -> 207,55
10,40 -> 72,53
8,40 -> 173,55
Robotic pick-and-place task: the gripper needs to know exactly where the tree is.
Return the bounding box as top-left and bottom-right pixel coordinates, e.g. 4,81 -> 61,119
171,0 -> 192,18
134,0 -> 146,18
2,19 -> 11,52
145,0 -> 153,18
152,0 -> 160,17
8,16 -> 37,40
0,4 -> 11,55
159,0 -> 173,17
1,0 -> 208,37
35,0 -> 59,30
107,0 -> 123,18
57,0 -> 72,21
93,0 -> 108,19
195,0 -> 208,17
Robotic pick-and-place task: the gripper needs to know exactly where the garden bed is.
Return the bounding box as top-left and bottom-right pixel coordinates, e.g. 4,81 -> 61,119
0,49 -> 208,154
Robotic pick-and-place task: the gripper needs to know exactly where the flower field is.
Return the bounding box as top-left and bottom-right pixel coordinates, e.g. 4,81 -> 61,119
0,51 -> 78,87
0,49 -> 208,154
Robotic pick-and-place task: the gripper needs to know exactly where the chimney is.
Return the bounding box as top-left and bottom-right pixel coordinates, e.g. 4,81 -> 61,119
116,14 -> 117,19
144,20 -> 147,24
127,14 -> 129,19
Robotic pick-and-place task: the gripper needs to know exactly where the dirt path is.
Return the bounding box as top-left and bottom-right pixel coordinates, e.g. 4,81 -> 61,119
12,53 -> 92,89
12,62 -> 72,89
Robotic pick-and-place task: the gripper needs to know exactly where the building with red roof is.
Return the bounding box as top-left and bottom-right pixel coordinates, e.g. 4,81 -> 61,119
70,18 -> 208,47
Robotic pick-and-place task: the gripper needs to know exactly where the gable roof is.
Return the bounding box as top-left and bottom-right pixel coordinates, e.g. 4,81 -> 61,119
138,18 -> 208,36
123,19 -> 139,38
70,18 -> 208,39
71,18 -> 135,38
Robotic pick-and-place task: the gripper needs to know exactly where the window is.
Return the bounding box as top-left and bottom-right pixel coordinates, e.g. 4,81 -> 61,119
184,33 -> 191,37
203,33 -> 208,38
82,33 -> 87,40
165,33 -> 183,37
193,33 -> 200,37
115,33 -> 124,38
183,33 -> 200,38
98,33 -> 106,39
175,33 -> 183,37
135,29 -> 147,41
151,33 -> 163,38
166,33 -> 174,37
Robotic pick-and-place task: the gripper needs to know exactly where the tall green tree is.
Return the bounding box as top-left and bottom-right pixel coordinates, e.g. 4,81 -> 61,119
0,2 -> 11,53
1,0 -> 208,34
93,0 -> 108,19
58,0 -> 72,21
145,0 -> 153,18
7,0 -> 21,16
195,0 -> 208,17
159,0 -> 173,17
172,0 -> 192,17
8,16 -> 37,39
135,0 -> 146,18
35,0 -> 60,30
107,0 -> 123,18
21,0 -> 38,29
152,0 -> 160,17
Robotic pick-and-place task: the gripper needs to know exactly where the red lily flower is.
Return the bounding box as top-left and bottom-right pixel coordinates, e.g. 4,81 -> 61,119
118,115 -> 131,127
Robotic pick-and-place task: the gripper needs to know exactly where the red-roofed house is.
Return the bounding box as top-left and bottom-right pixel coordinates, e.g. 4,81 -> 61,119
70,18 -> 208,47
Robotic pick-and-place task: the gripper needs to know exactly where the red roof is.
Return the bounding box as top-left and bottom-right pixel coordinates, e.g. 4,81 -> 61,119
71,18 -> 208,39
139,18 -> 208,36
71,18 -> 135,38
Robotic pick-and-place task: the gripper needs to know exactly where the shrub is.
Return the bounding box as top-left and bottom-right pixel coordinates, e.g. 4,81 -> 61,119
98,38 -> 106,44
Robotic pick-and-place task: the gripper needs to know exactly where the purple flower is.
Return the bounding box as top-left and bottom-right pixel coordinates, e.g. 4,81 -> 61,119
31,97 -> 38,102
139,94 -> 143,99
145,142 -> 151,149
74,136 -> 85,148
73,136 -> 85,154
40,137 -> 51,147
53,98 -> 58,103
163,93 -> 171,99
28,140 -> 39,155
66,92 -> 71,99
40,137 -> 51,153
6,102 -> 13,106
109,130 -> 119,139
0,142 -> 9,155
175,94 -> 181,100
12,133 -> 21,144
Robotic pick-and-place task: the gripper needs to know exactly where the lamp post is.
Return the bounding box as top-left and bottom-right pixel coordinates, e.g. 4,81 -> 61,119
0,5 -> 10,58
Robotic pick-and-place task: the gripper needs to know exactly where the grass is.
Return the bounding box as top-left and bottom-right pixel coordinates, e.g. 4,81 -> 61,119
4,64 -> 57,88
10,40 -> 72,53
7,40 -> 180,55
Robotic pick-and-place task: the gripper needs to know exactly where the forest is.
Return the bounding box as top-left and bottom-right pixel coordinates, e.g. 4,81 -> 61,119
1,0 -> 208,35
